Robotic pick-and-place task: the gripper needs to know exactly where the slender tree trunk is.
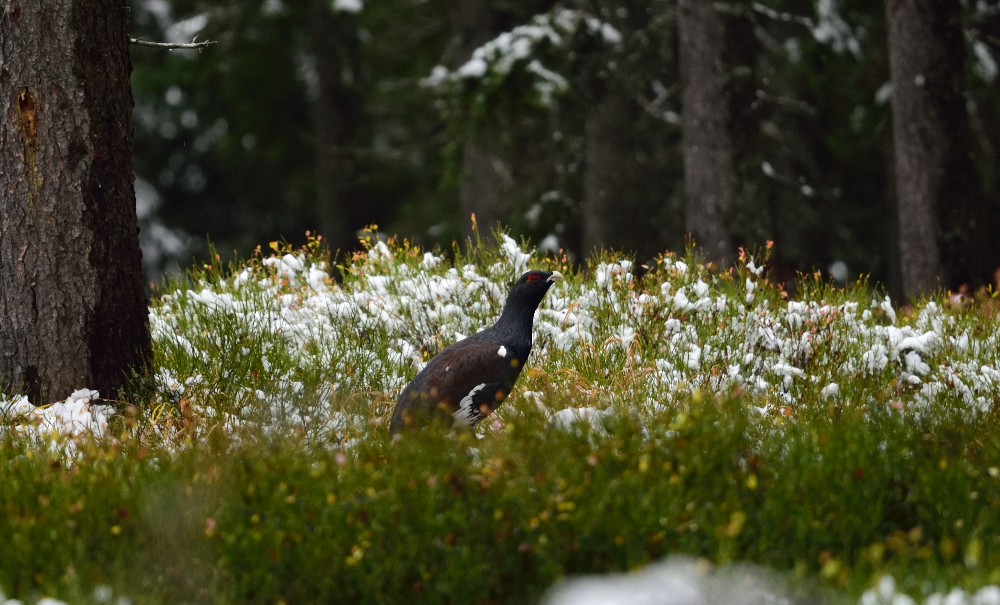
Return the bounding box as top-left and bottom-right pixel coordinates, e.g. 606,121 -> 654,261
582,92 -> 649,256
311,0 -> 358,254
881,126 -> 905,301
451,0 -> 510,239
886,0 -> 977,296
461,141 -> 509,237
677,0 -> 736,265
0,0 -> 150,402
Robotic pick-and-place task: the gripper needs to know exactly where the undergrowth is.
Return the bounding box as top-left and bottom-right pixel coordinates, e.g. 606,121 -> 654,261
1,230 -> 1000,604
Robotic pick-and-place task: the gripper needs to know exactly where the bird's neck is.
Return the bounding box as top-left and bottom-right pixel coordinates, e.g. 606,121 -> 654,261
490,293 -> 538,348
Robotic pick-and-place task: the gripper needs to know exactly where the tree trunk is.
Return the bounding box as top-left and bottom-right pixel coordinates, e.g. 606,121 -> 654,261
677,0 -> 736,266
886,0 -> 978,296
0,0 -> 151,402
451,0 -> 510,240
311,0 -> 358,254
881,126 -> 905,302
582,92 -> 649,256
461,140 -> 509,238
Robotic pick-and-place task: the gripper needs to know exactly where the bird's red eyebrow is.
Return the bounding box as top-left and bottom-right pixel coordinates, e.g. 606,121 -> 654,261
526,274 -> 541,282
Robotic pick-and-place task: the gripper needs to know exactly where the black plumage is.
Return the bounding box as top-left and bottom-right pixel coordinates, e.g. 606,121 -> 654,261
390,269 -> 563,433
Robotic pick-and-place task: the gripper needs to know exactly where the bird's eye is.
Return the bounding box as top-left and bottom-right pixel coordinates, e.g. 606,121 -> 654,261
526,274 -> 540,283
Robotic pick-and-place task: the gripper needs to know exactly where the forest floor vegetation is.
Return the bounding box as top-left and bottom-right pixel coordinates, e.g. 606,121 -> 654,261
2,231 -> 1000,604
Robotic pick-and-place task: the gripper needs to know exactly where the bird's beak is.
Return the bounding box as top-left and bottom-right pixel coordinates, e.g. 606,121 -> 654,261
547,271 -> 564,283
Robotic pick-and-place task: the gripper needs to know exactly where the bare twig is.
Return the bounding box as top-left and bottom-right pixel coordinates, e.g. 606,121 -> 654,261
635,95 -> 681,125
755,89 -> 817,116
634,82 -> 680,125
129,37 -> 216,50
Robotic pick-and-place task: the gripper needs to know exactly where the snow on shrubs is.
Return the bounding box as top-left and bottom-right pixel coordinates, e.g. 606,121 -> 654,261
144,232 -> 1000,445
4,231 -> 998,443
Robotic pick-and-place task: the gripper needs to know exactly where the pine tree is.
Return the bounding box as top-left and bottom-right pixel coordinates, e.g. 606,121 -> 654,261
0,0 -> 151,402
886,0 -> 979,295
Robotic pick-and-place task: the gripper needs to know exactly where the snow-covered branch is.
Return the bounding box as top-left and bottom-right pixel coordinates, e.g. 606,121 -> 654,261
422,9 -> 622,111
753,0 -> 861,58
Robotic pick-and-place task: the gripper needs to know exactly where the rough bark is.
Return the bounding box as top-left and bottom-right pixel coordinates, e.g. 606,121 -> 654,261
677,0 -> 735,265
582,93 -> 647,256
0,0 -> 151,402
886,0 -> 978,296
311,0 -> 358,253
451,0 -> 510,239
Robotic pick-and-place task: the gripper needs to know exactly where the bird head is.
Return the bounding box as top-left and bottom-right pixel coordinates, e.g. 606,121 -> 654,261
502,270 -> 563,316
513,269 -> 562,288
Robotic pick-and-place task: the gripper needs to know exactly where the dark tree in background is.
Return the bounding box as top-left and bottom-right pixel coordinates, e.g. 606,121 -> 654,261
130,0 -> 457,268
451,0 -> 513,239
886,0 -> 980,296
579,0 -> 684,259
0,0 -> 151,402
677,0 -> 735,265
128,0 -> 1000,295
311,0 -> 363,253
582,90 -> 650,255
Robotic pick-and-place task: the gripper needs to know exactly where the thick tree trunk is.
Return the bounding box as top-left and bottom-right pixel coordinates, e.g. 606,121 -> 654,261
0,0 -> 150,402
677,0 -> 735,265
886,0 -> 977,296
311,0 -> 357,254
451,0 -> 510,239
582,92 -> 649,256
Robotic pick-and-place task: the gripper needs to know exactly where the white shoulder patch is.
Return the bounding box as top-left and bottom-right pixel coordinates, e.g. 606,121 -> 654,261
498,345 -> 507,357
453,383 -> 487,427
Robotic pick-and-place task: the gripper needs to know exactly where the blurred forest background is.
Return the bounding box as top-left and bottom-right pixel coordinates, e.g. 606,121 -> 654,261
128,0 -> 1000,300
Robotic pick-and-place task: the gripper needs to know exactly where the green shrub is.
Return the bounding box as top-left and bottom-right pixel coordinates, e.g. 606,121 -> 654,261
1,231 -> 1000,603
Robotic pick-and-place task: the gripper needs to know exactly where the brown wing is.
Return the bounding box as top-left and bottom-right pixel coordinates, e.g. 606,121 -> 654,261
390,339 -> 527,431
